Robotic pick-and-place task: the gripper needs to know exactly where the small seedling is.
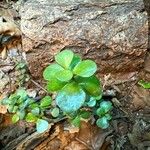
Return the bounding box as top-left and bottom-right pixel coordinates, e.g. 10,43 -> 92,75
1,88 -> 54,133
43,49 -> 113,129
1,49 -> 113,133
138,80 -> 150,89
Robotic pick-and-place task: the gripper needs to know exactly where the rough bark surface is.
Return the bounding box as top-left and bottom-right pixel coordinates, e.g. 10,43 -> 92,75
20,0 -> 148,79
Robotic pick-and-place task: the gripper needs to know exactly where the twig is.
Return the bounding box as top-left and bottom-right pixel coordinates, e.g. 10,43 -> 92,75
30,79 -> 48,93
75,137 -> 94,150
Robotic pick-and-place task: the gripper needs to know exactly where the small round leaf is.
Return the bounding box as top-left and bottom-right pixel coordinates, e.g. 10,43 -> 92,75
46,78 -> 66,92
31,107 -> 40,115
75,75 -> 102,97
96,107 -> 106,117
36,119 -> 49,133
17,110 -> 26,120
40,96 -> 52,108
56,70 -> 73,82
56,82 -> 86,113
71,116 -> 81,127
100,101 -> 112,112
87,97 -> 96,107
16,88 -> 27,99
12,114 -> 19,123
80,111 -> 91,119
105,114 -> 112,120
69,54 -> 81,70
96,117 -> 109,129
25,113 -> 37,122
73,60 -> 97,77
51,108 -> 60,117
55,50 -> 74,69
43,64 -> 63,81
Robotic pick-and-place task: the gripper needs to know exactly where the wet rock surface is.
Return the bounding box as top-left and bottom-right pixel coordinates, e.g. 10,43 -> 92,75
20,0 -> 148,79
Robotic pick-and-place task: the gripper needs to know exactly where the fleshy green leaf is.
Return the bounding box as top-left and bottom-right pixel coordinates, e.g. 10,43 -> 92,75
31,107 -> 40,116
71,116 -> 81,127
12,106 -> 18,113
8,105 -> 14,113
96,117 -> 109,129
12,114 -> 19,123
40,96 -> 52,108
87,97 -> 96,107
16,88 -> 27,99
100,101 -> 112,112
75,75 -> 102,97
55,50 -> 74,69
17,110 -> 26,120
56,70 -> 73,82
46,78 -> 66,92
1,98 -> 10,105
29,103 -> 39,109
25,113 -> 37,122
51,108 -> 60,117
80,111 -> 91,119
43,64 -> 64,81
17,98 -> 24,104
56,82 -> 86,113
96,107 -> 106,117
138,80 -> 150,89
94,95 -> 102,101
105,114 -> 112,120
73,60 -> 97,77
69,54 -> 81,70
36,119 -> 49,133
19,98 -> 30,111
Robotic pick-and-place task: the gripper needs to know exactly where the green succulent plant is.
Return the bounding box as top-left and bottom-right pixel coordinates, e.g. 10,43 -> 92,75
43,49 -> 113,128
1,49 -> 113,133
43,49 -> 102,113
1,88 -> 55,133
138,80 -> 150,89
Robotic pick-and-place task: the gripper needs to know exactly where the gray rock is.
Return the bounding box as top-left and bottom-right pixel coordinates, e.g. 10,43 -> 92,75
20,0 -> 148,79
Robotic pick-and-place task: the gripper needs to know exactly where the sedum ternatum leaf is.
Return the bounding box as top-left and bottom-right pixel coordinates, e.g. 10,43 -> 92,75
12,114 -> 19,123
105,114 -> 112,120
100,101 -> 112,112
71,116 -> 81,127
96,107 -> 106,117
87,97 -> 96,107
31,107 -> 40,116
80,110 -> 91,119
51,107 -> 60,118
16,88 -> 27,99
55,50 -> 74,69
75,75 -> 102,97
96,117 -> 109,129
69,54 -> 81,70
56,82 -> 86,113
46,78 -> 66,92
138,80 -> 150,89
36,119 -> 49,133
97,101 -> 112,117
56,70 -> 73,82
17,110 -> 26,120
40,96 -> 52,108
29,103 -> 39,109
73,60 -> 97,77
25,113 -> 37,122
43,64 -> 63,81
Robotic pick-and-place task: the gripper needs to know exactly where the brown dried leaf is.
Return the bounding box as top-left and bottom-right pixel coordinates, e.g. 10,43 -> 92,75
0,105 -> 8,114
